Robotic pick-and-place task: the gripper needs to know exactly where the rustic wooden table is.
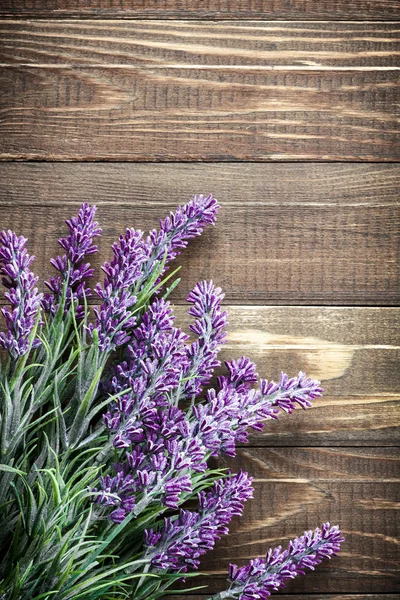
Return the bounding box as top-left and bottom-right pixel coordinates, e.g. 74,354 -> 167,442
0,2 -> 399,599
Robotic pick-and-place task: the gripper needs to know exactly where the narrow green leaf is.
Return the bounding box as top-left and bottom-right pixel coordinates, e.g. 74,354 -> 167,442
0,464 -> 26,476
69,366 -> 103,446
162,277 -> 181,300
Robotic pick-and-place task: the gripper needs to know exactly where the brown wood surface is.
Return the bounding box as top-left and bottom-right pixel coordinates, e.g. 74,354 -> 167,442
0,0 -> 399,20
0,4 -> 399,599
1,164 -> 399,305
0,21 -> 399,161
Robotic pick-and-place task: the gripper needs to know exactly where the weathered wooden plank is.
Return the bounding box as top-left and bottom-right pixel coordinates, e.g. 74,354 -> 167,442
1,164 -> 399,305
0,21 -> 398,161
222,447 -> 400,483
1,21 -> 399,67
0,0 -> 399,20
2,163 -> 399,207
181,448 -> 400,593
243,394 -> 399,446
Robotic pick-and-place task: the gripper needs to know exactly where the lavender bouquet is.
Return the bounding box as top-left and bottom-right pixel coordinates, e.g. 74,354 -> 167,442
0,198 -> 343,600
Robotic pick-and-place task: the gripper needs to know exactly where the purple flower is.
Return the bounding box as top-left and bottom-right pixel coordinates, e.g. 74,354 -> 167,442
92,228 -> 146,351
145,471 -> 253,572
143,194 -> 220,281
102,298 -> 190,447
93,195 -> 219,352
226,523 -> 344,599
259,371 -> 323,414
192,367 -> 323,457
0,231 -> 42,358
42,203 -> 101,318
218,356 -> 258,393
111,298 -> 189,404
96,405 -> 208,522
94,467 -> 136,524
184,280 -> 228,397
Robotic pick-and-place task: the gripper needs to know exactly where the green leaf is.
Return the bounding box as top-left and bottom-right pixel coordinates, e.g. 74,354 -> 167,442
61,563 -> 158,600
152,265 -> 181,296
39,468 -> 62,507
66,510 -> 138,588
68,366 -> 103,446
162,277 -> 181,301
0,464 -> 26,476
33,591 -> 60,600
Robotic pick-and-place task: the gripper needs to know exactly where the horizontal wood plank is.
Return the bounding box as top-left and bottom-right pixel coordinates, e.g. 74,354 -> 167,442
182,448 -> 400,594
0,21 -> 399,161
0,1 -> 399,20
1,163 -> 399,305
2,21 -> 399,68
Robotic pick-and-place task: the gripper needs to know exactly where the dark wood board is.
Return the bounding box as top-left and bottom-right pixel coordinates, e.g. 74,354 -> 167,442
1,21 -> 399,68
1,163 -> 399,305
0,21 -> 399,161
175,448 -> 400,594
0,0 -> 399,20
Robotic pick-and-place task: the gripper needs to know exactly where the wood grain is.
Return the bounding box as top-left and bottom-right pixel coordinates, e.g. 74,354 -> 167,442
0,0 -> 399,20
185,448 -> 400,594
1,163 -> 399,305
2,21 -> 399,67
0,21 -> 399,161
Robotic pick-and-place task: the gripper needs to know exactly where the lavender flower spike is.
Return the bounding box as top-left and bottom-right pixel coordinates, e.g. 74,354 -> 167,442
184,280 -> 228,397
93,195 -> 219,352
42,202 -> 101,318
0,231 -> 42,358
210,523 -> 344,599
145,471 -> 253,572
93,228 -> 147,351
192,368 -> 322,458
259,371 -> 323,415
143,194 -> 220,281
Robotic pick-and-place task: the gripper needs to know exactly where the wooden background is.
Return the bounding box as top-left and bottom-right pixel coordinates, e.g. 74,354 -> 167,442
0,1 -> 399,598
